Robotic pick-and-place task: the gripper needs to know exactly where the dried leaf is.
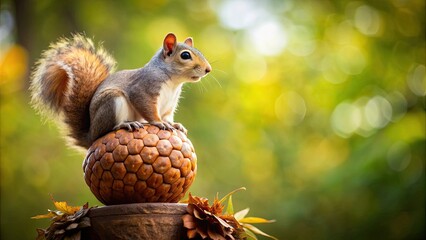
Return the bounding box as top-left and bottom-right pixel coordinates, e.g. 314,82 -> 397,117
53,201 -> 81,215
187,229 -> 198,239
188,193 -> 209,208
82,202 -> 89,209
211,196 -> 225,215
77,217 -> 91,228
212,214 -> 234,230
193,206 -> 207,220
64,231 -> 81,240
182,214 -> 196,229
239,217 -> 276,224
54,229 -> 66,235
33,197 -> 94,240
35,228 -> 46,240
243,224 -> 278,240
196,225 -> 209,239
207,227 -> 227,240
31,211 -> 58,220
65,223 -> 79,231
234,208 -> 250,221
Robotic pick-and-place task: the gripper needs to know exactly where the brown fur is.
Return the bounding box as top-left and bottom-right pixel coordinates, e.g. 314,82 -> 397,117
30,34 -> 116,148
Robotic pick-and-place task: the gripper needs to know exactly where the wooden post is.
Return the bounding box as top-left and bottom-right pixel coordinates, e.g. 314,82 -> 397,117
84,203 -> 187,239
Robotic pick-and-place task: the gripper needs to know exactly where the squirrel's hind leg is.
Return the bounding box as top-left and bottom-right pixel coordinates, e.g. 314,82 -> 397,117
89,97 -> 118,142
111,95 -> 144,131
90,92 -> 137,142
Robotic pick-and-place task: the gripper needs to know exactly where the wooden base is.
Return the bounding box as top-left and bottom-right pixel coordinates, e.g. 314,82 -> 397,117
84,203 -> 188,239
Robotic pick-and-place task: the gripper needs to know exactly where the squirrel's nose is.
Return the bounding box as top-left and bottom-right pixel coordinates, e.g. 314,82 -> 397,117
205,65 -> 212,74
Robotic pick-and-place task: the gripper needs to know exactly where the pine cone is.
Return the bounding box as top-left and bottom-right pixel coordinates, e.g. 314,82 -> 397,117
36,204 -> 91,240
82,125 -> 197,205
182,193 -> 243,240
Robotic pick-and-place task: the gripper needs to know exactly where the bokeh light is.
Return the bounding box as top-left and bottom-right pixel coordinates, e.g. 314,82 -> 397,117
354,5 -> 383,36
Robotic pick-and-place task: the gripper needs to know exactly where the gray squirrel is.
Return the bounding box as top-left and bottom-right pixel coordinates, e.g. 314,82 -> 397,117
30,33 -> 212,149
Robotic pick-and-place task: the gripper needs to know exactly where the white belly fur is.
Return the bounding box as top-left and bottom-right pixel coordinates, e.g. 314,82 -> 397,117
114,96 -> 137,123
157,82 -> 183,122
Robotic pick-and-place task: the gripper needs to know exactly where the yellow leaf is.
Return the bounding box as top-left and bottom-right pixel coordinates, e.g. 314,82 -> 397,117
31,211 -> 57,219
239,217 -> 276,224
53,201 -> 81,215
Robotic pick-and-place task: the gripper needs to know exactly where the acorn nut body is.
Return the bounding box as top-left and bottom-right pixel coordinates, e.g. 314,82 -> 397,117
82,125 -> 197,205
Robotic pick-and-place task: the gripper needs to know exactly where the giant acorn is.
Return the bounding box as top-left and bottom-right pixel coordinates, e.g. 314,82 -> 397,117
82,125 -> 197,205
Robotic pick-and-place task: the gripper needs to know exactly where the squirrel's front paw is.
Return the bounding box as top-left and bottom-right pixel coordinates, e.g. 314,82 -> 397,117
150,121 -> 175,131
172,122 -> 187,135
114,121 -> 144,131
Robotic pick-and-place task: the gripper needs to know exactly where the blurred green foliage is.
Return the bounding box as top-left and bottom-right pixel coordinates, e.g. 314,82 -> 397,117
0,0 -> 425,239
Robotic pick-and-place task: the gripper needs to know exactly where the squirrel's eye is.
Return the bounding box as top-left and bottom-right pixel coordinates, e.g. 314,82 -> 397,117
180,51 -> 192,60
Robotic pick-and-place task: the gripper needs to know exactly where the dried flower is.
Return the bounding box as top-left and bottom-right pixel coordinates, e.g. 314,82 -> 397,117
182,193 -> 243,239
182,188 -> 277,240
32,196 -> 93,240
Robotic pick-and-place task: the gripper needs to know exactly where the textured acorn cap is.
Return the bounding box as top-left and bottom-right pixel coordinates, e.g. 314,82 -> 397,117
82,125 -> 197,205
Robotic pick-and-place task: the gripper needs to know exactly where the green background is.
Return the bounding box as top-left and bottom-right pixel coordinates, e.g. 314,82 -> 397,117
0,0 -> 424,239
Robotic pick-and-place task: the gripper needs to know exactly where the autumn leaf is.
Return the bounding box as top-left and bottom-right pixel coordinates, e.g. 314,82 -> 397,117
32,196 -> 93,240
50,194 -> 82,215
32,197 -> 82,220
31,210 -> 58,220
52,201 -> 81,215
239,217 -> 276,224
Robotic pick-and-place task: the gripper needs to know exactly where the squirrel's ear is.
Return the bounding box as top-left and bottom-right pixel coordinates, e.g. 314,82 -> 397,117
163,33 -> 177,57
184,37 -> 193,47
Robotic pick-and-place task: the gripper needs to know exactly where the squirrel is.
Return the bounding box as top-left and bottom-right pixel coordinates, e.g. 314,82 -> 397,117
30,33 -> 211,149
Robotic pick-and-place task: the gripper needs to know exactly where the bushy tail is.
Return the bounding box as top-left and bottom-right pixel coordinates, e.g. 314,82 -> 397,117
30,33 -> 116,148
